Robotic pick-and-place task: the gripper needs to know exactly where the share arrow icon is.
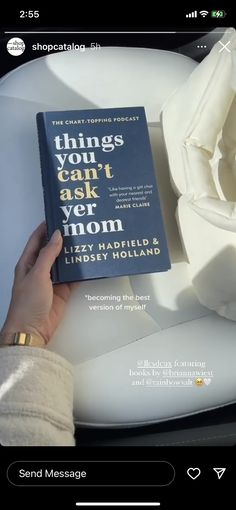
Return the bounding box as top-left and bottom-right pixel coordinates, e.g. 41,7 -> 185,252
213,468 -> 226,479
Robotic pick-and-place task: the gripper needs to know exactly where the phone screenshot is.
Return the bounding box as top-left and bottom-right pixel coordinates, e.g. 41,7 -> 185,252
0,6 -> 235,509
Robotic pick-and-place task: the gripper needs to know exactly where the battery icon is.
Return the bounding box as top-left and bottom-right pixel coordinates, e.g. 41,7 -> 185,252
211,10 -> 226,18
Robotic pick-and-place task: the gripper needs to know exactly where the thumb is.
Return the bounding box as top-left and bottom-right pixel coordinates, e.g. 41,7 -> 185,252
34,229 -> 63,276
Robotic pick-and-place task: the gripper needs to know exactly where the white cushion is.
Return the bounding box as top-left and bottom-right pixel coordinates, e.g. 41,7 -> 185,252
162,28 -> 236,321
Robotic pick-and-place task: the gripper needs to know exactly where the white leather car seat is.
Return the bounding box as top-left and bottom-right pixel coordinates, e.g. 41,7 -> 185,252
0,44 -> 236,428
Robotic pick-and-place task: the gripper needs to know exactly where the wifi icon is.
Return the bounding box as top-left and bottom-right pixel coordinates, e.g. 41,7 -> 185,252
200,10 -> 209,17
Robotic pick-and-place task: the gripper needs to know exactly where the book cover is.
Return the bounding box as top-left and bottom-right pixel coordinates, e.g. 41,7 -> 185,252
36,107 -> 170,283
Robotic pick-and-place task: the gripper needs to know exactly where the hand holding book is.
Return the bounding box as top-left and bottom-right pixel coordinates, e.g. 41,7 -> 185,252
0,223 -> 77,345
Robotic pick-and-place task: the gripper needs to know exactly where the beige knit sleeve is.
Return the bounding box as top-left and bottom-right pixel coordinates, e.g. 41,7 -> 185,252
0,346 -> 75,446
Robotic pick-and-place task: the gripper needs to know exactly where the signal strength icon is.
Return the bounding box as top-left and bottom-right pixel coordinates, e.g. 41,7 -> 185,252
186,10 -> 197,18
200,10 -> 209,17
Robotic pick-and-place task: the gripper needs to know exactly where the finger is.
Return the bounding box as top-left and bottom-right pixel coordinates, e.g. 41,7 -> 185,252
34,229 -> 63,277
53,283 -> 72,303
14,222 -> 47,282
68,281 -> 80,291
51,284 -> 73,323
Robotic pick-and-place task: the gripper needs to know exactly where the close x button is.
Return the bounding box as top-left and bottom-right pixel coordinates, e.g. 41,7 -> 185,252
7,461 -> 175,487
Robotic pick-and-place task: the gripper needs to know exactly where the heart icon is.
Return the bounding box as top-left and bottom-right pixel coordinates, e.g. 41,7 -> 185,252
204,378 -> 212,385
187,467 -> 201,480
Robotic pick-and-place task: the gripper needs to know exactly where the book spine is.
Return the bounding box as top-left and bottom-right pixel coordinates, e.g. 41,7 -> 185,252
36,113 -> 59,283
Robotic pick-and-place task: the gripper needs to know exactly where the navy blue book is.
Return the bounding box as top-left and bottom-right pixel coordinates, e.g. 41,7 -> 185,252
36,107 -> 170,283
